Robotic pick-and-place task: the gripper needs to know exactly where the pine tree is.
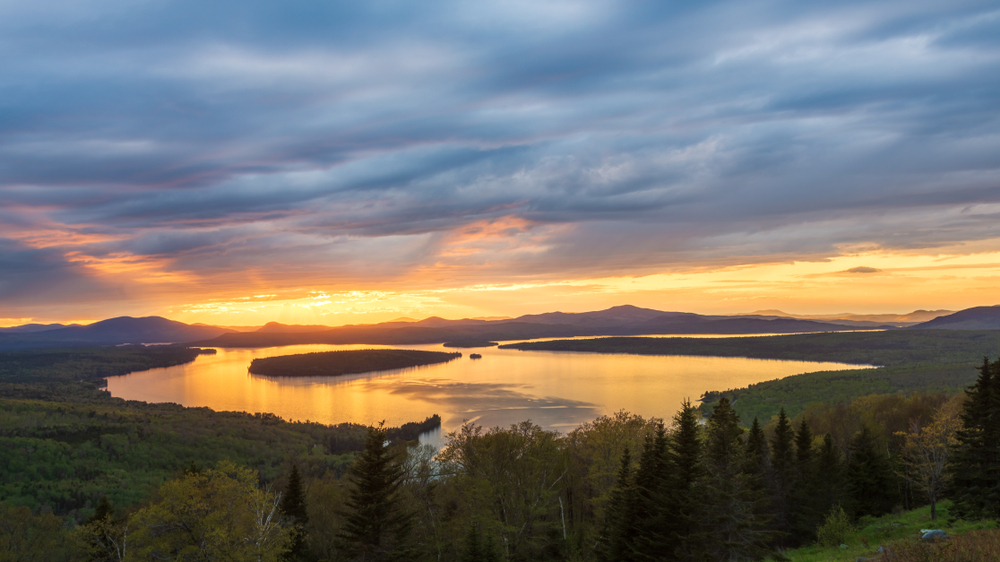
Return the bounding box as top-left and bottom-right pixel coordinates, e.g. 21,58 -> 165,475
949,356 -> 1000,521
702,398 -> 772,561
769,408 -> 795,544
461,519 -> 501,562
280,463 -> 309,561
669,400 -> 705,562
631,423 -> 672,561
596,447 -> 639,562
790,419 -> 822,543
745,417 -> 770,472
845,426 -> 898,519
337,423 -> 416,562
815,433 -> 844,517
89,496 -> 114,524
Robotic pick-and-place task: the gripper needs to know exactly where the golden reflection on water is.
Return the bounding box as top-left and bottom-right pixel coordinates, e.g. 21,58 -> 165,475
106,341 -> 870,442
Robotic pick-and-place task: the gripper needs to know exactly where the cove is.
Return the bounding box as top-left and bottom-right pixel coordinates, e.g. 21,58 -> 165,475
105,340 -> 870,446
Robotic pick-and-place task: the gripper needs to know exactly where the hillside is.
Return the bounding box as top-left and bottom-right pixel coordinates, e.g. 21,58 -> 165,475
0,317 -> 233,352
908,305 -> 1000,329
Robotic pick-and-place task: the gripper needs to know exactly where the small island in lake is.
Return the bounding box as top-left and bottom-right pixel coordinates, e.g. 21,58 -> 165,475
443,340 -> 499,348
469,353 -> 482,359
248,349 -> 462,377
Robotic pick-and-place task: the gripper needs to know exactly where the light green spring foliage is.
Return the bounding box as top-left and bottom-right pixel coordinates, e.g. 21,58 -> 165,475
816,506 -> 854,548
128,460 -> 292,562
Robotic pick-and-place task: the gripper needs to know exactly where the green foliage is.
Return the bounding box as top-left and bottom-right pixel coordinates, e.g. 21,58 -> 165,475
461,519 -> 501,562
846,426 -> 899,519
702,398 -> 773,561
280,463 -> 309,561
949,356 -> 1000,521
248,349 -> 461,377
595,447 -> 638,562
874,529 -> 1000,562
338,423 -> 417,562
771,500 -> 997,562
669,399 -> 706,561
815,505 -> 853,548
128,460 -> 292,561
438,420 -> 568,561
0,346 -> 209,385
0,502 -> 86,561
0,391 -> 380,519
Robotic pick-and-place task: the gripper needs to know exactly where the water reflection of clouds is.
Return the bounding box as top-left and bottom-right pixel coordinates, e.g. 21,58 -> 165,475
373,378 -> 601,434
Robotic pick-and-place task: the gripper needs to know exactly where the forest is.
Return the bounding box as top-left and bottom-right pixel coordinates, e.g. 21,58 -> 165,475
3,349 -> 1000,561
248,349 -> 462,377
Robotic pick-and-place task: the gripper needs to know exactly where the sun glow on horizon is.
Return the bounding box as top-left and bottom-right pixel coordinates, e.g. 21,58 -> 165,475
135,248 -> 1000,328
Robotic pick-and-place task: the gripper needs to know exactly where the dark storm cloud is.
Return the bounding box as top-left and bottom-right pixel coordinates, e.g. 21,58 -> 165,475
2,0 -> 999,301
0,238 -> 120,305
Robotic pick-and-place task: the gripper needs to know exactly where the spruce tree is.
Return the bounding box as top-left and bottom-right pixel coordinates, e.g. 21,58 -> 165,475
769,408 -> 795,544
815,433 -> 844,517
845,426 -> 897,519
950,356 -> 1000,520
462,519 -> 501,562
702,398 -> 772,561
669,400 -> 705,562
280,463 -> 309,561
745,417 -> 775,529
337,423 -> 416,562
745,417 -> 770,472
596,447 -> 639,562
790,419 -> 822,543
631,423 -> 672,560
89,496 -> 114,524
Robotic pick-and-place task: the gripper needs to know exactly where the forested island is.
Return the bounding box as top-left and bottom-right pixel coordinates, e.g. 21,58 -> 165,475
247,349 -> 462,377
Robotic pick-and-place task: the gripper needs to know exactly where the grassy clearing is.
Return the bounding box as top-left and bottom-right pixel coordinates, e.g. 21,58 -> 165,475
774,501 -> 997,562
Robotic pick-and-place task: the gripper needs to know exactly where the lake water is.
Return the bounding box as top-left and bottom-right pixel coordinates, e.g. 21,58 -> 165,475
105,339 -> 870,446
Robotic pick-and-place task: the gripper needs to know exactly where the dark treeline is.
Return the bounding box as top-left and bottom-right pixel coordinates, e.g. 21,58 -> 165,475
0,346 -> 213,384
248,349 -> 462,377
5,358 -> 1000,561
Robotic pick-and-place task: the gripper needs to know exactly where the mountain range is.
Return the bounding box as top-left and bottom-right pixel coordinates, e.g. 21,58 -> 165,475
1,305 -> 998,352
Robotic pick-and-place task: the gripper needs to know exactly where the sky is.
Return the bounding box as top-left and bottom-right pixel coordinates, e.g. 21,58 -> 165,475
2,0 -> 999,327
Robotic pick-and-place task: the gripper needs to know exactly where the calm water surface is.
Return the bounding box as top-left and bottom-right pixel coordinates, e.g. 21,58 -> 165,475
106,339 -> 870,445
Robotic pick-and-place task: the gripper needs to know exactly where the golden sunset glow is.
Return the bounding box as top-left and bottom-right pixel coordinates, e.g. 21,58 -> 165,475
69,246 -> 986,328
2,0 -> 998,329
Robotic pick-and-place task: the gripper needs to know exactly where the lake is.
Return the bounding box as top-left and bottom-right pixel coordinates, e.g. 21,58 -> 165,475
105,339 -> 870,446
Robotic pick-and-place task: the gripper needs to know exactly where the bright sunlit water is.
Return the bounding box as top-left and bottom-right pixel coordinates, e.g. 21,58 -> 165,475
105,339 -> 871,446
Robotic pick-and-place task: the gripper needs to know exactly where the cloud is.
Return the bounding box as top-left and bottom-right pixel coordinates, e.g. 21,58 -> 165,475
844,266 -> 882,274
1,0 -> 999,314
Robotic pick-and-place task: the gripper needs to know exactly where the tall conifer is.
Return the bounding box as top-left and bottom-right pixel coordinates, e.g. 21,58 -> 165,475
631,423 -> 672,561
950,356 -> 1000,520
596,447 -> 639,562
769,408 -> 795,544
337,423 -> 416,562
669,400 -> 705,562
845,426 -> 897,519
280,463 -> 309,561
791,419 -> 822,543
815,433 -> 844,517
702,398 -> 772,561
